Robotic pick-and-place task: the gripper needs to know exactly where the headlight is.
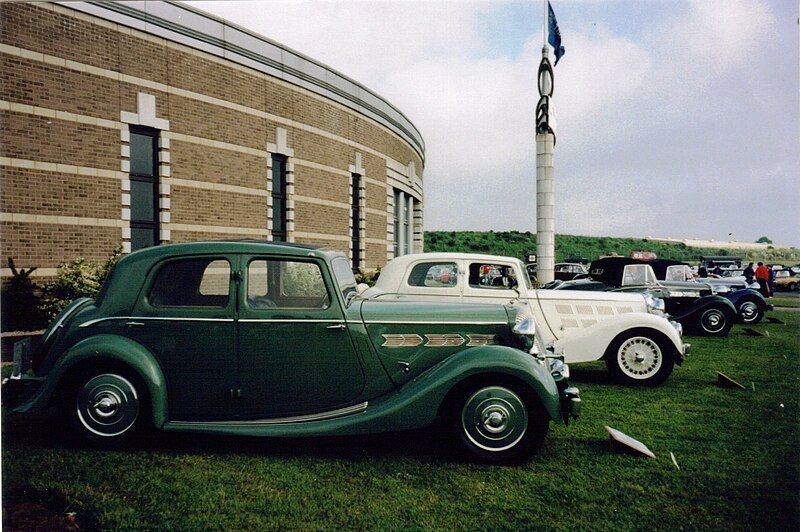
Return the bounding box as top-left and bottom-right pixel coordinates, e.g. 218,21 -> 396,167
512,316 -> 536,337
643,293 -> 666,313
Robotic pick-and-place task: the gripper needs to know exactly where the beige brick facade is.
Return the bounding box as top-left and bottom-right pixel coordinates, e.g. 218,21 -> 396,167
0,1 -> 424,280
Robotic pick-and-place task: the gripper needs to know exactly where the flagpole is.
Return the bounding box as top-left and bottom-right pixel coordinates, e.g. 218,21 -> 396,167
543,0 -> 547,47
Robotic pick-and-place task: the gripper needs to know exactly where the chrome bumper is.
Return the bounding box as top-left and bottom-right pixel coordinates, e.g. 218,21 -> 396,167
562,386 -> 581,423
669,320 -> 683,337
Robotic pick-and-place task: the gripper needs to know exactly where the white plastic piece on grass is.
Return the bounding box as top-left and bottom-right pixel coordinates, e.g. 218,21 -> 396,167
605,426 -> 655,458
670,452 -> 680,470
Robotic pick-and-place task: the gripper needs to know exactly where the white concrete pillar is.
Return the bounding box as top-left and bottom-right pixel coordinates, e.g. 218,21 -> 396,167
406,195 -> 414,255
536,132 -> 555,283
397,190 -> 406,256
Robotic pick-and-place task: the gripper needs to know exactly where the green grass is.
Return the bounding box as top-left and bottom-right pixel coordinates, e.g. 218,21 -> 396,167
772,295 -> 800,308
424,230 -> 800,265
3,313 -> 799,530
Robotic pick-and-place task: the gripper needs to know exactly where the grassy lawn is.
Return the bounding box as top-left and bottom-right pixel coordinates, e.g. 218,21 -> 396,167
772,295 -> 800,308
3,312 -> 798,530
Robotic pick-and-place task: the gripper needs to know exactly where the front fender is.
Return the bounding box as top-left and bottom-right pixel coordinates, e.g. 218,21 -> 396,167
554,312 -> 683,364
671,295 -> 736,321
14,334 -> 168,428
725,289 -> 768,309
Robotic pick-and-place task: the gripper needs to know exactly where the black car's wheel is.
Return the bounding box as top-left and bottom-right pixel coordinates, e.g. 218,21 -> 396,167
71,372 -> 144,446
698,305 -> 733,336
606,329 -> 675,386
738,300 -> 763,324
454,384 -> 548,464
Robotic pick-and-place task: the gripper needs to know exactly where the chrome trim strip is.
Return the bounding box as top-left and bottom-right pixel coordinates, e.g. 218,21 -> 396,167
381,334 -> 424,347
424,334 -> 464,347
364,320 -> 507,325
170,401 -> 369,426
466,334 -> 499,346
238,319 -> 345,324
79,316 -> 235,327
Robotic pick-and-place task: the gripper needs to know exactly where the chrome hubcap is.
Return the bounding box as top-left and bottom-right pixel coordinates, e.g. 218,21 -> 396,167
701,309 -> 725,332
740,302 -> 758,322
618,336 -> 662,379
462,386 -> 527,452
77,374 -> 138,437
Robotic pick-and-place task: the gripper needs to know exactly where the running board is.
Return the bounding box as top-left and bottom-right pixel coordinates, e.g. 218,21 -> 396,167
165,401 -> 369,429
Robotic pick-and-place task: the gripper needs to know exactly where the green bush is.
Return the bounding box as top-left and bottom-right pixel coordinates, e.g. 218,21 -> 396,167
355,267 -> 381,287
1,258 -> 46,331
40,247 -> 122,320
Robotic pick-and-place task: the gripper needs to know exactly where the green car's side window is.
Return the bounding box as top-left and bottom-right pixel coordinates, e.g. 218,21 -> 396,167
247,259 -> 330,310
149,258 -> 231,308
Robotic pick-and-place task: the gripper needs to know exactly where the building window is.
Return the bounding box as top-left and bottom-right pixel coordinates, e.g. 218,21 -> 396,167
351,173 -> 362,270
271,154 -> 287,242
129,127 -> 159,251
393,189 -> 402,257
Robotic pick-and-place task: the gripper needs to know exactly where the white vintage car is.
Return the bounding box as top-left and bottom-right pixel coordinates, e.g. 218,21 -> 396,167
362,253 -> 689,386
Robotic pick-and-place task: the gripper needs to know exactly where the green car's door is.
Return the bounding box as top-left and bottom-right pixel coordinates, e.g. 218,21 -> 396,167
236,255 -> 365,419
128,255 -> 238,421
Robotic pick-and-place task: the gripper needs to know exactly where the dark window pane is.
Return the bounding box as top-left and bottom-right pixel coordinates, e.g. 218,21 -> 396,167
150,258 -> 230,307
131,226 -> 156,251
130,132 -> 156,176
271,156 -> 285,191
273,198 -> 284,233
130,179 -> 156,222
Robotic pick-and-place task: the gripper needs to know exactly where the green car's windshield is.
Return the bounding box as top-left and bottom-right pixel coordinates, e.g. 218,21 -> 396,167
331,257 -> 358,304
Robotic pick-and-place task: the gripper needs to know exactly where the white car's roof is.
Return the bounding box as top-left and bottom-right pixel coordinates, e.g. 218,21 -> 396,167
374,252 -> 525,291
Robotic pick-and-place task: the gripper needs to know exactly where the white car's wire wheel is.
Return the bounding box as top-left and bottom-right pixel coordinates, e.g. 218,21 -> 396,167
75,373 -> 140,440
606,329 -> 676,386
617,336 -> 662,380
738,300 -> 762,324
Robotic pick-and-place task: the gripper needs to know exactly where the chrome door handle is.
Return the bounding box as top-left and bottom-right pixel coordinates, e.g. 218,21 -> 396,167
326,323 -> 346,330
124,321 -> 145,327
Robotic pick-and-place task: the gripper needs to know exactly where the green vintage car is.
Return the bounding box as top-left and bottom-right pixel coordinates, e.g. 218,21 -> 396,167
5,241 -> 579,463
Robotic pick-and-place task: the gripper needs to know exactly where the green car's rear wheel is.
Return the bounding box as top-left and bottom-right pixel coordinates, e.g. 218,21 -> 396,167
72,373 -> 142,445
456,384 -> 548,464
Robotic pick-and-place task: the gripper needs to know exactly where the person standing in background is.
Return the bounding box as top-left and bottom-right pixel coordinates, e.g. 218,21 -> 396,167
755,262 -> 770,297
767,265 -> 775,296
743,262 -> 755,284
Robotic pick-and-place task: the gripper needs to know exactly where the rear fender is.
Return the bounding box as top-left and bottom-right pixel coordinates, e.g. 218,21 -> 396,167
554,312 -> 683,364
14,334 -> 168,428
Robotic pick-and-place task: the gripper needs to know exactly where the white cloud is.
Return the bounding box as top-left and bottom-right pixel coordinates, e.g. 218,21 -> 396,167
188,0 -> 798,245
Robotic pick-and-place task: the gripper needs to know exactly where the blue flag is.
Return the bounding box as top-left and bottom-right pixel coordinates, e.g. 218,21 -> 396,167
548,2 -> 565,65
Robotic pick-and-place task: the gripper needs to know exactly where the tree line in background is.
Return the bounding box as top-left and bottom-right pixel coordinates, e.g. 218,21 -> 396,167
424,231 -> 800,264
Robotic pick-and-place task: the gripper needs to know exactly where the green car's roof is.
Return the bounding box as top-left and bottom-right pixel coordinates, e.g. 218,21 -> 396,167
122,240 -> 346,262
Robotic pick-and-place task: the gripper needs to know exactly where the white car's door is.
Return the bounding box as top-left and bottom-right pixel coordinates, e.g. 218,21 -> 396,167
461,259 -> 520,305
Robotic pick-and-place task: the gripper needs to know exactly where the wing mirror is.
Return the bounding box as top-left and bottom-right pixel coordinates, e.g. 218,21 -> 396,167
356,283 -> 369,294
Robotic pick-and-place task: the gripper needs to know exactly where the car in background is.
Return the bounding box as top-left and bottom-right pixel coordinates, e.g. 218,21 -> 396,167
4,241 -> 579,464
556,257 -> 739,336
774,269 -> 799,292
554,262 -> 589,281
650,260 -> 771,324
362,253 -> 688,386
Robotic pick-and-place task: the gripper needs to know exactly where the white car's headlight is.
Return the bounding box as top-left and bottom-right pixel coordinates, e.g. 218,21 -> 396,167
643,293 -> 666,313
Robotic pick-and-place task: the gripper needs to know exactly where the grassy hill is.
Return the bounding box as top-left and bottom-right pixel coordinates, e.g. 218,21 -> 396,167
424,231 -> 800,265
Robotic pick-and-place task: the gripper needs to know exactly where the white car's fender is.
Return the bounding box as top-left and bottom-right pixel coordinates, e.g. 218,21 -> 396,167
553,312 -> 684,364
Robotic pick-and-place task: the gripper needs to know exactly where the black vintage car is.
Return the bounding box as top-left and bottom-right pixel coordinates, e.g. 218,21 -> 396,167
647,259 -> 771,324
553,257 -> 738,337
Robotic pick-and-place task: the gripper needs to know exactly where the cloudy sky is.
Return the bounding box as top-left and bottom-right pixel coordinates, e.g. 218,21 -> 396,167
188,0 -> 799,246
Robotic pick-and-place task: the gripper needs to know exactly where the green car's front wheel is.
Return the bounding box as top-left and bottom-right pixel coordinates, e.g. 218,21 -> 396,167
456,384 -> 548,464
72,372 -> 143,446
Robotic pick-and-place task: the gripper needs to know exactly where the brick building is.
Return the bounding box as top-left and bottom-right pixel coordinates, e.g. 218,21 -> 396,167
0,1 -> 425,282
